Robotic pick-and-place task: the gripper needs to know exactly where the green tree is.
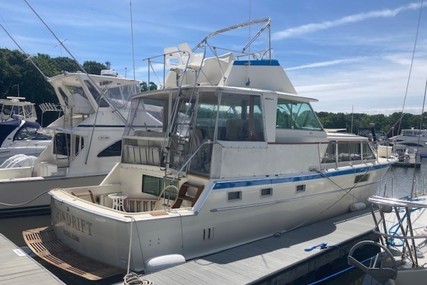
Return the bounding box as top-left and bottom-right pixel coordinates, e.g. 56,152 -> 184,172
82,61 -> 107,75
140,81 -> 158,92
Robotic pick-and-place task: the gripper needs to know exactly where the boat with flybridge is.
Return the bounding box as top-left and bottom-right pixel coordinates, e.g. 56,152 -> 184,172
24,18 -> 396,280
0,70 -> 161,217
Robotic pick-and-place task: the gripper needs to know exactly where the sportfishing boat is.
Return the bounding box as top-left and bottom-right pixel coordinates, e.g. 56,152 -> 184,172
348,194 -> 427,285
0,96 -> 38,122
0,97 -> 51,165
24,18 -> 395,280
0,71 -> 161,217
0,119 -> 51,166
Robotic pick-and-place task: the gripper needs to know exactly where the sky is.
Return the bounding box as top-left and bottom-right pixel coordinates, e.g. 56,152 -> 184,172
0,0 -> 426,115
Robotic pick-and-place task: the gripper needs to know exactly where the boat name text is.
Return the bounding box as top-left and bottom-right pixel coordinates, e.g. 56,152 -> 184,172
52,204 -> 93,236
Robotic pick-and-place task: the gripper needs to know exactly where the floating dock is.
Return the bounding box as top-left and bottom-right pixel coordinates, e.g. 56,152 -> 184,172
140,209 -> 376,285
392,160 -> 421,168
0,233 -> 65,285
1,209 -> 377,285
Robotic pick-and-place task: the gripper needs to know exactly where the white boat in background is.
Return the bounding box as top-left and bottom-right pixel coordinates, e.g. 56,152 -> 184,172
389,128 -> 427,159
24,18 -> 395,280
348,194 -> 427,285
0,71 -> 162,217
392,145 -> 421,168
0,96 -> 38,122
0,119 -> 51,166
0,97 -> 51,165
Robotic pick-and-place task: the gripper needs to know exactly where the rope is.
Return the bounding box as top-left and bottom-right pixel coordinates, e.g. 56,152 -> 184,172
304,243 -> 328,252
0,189 -> 50,207
274,165 -> 373,235
123,272 -> 153,285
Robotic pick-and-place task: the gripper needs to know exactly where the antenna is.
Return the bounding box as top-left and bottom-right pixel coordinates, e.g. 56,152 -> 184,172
22,0 -> 89,75
22,0 -> 127,124
0,22 -> 48,80
130,0 -> 136,80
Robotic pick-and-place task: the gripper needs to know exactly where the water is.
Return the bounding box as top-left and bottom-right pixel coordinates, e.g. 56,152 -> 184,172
0,162 -> 425,283
1,214 -> 50,246
380,161 -> 427,198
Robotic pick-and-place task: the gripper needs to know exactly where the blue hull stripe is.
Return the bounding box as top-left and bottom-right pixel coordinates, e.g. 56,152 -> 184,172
213,163 -> 390,190
233,60 -> 280,66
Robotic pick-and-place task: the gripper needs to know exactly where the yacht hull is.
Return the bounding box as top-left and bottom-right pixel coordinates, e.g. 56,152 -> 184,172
0,174 -> 105,217
50,163 -> 390,272
0,145 -> 49,166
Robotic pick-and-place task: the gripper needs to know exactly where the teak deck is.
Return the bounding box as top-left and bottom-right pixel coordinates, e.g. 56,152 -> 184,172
0,233 -> 65,285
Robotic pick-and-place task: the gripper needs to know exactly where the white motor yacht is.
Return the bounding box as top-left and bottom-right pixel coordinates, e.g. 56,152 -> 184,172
389,128 -> 427,159
0,71 -> 162,217
24,19 -> 396,280
0,97 -> 51,165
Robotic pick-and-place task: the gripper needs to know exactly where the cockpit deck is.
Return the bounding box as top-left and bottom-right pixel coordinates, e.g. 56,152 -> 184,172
63,180 -> 205,214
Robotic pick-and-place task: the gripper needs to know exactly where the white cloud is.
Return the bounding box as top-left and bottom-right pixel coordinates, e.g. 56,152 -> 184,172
286,57 -> 368,71
289,53 -> 427,115
272,2 -> 426,40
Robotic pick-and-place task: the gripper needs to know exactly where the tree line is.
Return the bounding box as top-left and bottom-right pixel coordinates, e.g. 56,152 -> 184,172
0,48 -> 425,135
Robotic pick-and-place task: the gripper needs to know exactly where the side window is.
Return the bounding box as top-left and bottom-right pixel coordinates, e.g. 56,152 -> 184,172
276,99 -> 322,130
321,143 -> 337,163
228,191 -> 242,201
84,80 -> 109,107
219,93 -> 264,141
53,134 -> 84,156
98,140 -> 122,157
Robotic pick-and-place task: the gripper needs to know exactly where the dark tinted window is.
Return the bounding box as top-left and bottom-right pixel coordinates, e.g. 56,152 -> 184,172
97,140 -> 122,157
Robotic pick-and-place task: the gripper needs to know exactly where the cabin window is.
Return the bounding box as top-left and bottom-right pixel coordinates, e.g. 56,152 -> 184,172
362,142 -> 376,160
322,141 -> 375,164
84,80 -> 109,107
217,93 -> 264,141
125,98 -> 166,137
23,105 -> 35,118
0,104 -> 12,116
355,174 -> 370,183
142,176 -> 163,196
142,175 -> 178,197
321,142 -> 337,163
261,188 -> 272,196
105,83 -> 140,110
53,133 -> 84,157
14,126 -> 39,141
338,142 -> 362,162
228,191 -> 242,201
296,185 -> 306,192
276,99 -> 322,131
65,85 -> 87,100
58,87 -> 69,106
97,140 -> 122,157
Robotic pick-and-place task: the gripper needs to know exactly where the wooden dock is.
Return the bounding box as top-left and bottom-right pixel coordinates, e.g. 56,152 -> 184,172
0,209 -> 377,285
0,233 -> 65,285
141,209 -> 376,285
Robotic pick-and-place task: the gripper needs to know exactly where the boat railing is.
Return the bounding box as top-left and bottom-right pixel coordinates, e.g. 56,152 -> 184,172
368,195 -> 427,267
142,17 -> 272,90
